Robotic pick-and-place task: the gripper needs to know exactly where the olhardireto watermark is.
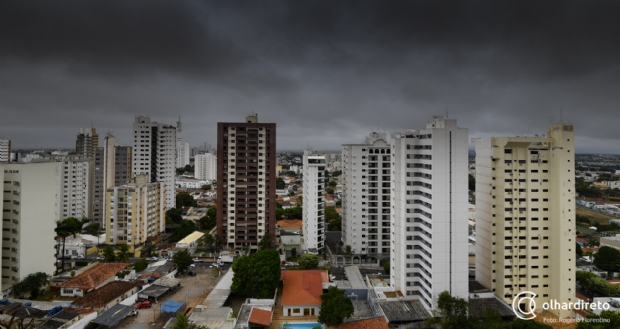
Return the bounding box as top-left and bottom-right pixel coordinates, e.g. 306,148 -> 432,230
511,291 -> 611,324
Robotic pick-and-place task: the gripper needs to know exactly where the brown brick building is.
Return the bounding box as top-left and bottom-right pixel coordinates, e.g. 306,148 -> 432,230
217,114 -> 276,250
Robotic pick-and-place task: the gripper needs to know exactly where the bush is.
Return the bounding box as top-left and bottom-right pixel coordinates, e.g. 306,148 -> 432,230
75,261 -> 89,267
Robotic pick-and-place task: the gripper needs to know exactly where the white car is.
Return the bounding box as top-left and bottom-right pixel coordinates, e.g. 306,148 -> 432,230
189,264 -> 196,268
96,256 -> 105,261
75,255 -> 85,259
192,258 -> 202,263
147,257 -> 159,262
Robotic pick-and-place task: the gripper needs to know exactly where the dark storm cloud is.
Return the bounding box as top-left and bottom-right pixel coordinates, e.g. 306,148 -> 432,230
1,1 -> 620,153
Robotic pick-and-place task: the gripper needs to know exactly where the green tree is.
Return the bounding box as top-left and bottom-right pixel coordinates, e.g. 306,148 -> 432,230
102,245 -> 116,262
329,180 -> 337,188
55,217 -> 86,272
328,217 -> 342,231
172,250 -> 193,274
426,291 -> 470,328
171,312 -> 208,329
576,242 -> 584,257
176,192 -> 197,208
231,249 -> 281,298
326,187 -> 334,195
284,206 -> 302,219
166,208 -> 183,224
589,238 -> 600,247
298,254 -> 319,270
276,178 -> 286,189
198,233 -> 222,253
117,244 -> 130,262
325,206 -> 339,221
198,207 -> 217,231
576,310 -> 620,329
10,272 -> 49,299
469,174 -> 476,191
335,199 -> 342,207
332,170 -> 341,177
383,261 -> 390,274
343,245 -> 353,259
259,235 -> 272,250
594,246 -> 620,272
201,184 -> 212,190
171,220 -> 198,242
134,259 -> 149,272
318,286 -> 354,326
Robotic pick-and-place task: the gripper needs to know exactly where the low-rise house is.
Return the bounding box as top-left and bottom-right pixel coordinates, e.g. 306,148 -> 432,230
175,231 -> 204,253
60,263 -> 130,297
280,270 -> 328,316
71,281 -> 143,314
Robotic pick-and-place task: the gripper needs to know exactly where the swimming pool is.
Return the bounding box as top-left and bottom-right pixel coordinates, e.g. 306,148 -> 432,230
281,322 -> 322,329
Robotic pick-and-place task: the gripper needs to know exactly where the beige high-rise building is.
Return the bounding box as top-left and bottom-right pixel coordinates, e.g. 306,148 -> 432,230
105,174 -> 165,252
475,123 -> 575,318
76,128 -> 99,158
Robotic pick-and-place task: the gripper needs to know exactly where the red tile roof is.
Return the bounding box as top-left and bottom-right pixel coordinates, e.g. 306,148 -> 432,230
72,281 -> 143,308
249,308 -> 272,326
60,263 -> 130,291
278,220 -> 303,229
332,317 -> 388,329
281,270 -> 328,306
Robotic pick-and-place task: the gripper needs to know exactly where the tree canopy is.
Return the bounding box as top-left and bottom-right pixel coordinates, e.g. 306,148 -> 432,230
198,206 -> 217,231
198,233 -> 222,253
166,208 -> 183,224
176,192 -> 197,208
102,245 -> 116,262
171,220 -> 198,242
593,246 -> 620,272
318,286 -> 354,326
231,249 -> 281,298
11,272 -> 48,299
298,254 -> 319,269
259,235 -> 272,250
576,310 -> 620,329
172,250 -> 193,273
276,178 -> 286,189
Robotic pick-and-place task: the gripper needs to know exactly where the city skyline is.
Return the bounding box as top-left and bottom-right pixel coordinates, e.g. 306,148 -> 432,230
2,1 -> 620,153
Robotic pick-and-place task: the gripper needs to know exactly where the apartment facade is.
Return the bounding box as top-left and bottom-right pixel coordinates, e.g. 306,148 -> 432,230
195,153 -> 217,181
93,135 -> 132,225
58,155 -> 93,221
1,162 -> 59,291
132,116 -> 176,209
341,132 -> 391,256
105,174 -> 165,252
390,117 -> 469,311
216,114 -> 276,250
76,128 -> 99,158
474,123 -> 575,318
302,150 -> 325,252
0,138 -> 10,163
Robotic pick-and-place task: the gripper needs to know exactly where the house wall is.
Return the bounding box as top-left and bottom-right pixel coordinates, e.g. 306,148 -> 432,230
282,305 -> 320,317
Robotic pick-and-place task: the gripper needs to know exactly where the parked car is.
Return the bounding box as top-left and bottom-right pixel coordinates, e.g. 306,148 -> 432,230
128,310 -> 139,317
188,270 -> 197,276
136,300 -> 152,309
74,255 -> 85,260
192,258 -> 202,263
147,257 -> 159,262
96,256 -> 105,261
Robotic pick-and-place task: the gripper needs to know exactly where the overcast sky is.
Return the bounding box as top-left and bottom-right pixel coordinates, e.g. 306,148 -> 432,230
1,1 -> 619,153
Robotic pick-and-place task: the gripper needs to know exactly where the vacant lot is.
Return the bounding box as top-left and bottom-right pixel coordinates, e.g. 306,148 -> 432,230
576,207 -> 614,224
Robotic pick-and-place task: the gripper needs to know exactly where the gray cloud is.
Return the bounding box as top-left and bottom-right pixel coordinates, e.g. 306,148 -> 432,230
1,1 -> 620,153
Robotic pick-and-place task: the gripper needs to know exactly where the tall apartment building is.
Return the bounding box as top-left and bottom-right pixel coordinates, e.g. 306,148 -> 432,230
176,118 -> 190,168
105,174 -> 165,252
93,134 -> 132,225
1,162 -> 59,291
474,123 -> 575,318
195,153 -> 217,181
302,150 -> 325,252
58,155 -> 93,221
341,132 -> 391,255
132,116 -> 176,209
216,114 -> 276,250
0,138 -> 10,163
390,117 -> 469,311
76,128 -> 99,158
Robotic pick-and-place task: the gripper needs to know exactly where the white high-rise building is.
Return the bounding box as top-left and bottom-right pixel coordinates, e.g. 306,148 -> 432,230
176,117 -> 190,168
342,132 -> 391,255
58,155 -> 93,221
105,174 -> 165,252
303,150 -> 325,252
1,162 -> 59,291
390,117 -> 469,311
195,153 -> 217,181
474,123 -> 576,318
0,138 -> 10,163
132,116 -> 176,209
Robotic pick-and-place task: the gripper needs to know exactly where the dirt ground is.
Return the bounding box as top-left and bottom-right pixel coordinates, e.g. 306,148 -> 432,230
119,266 -> 223,329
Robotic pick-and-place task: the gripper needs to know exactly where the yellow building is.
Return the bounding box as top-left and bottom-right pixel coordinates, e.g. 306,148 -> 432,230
475,123 -> 575,318
105,174 -> 165,252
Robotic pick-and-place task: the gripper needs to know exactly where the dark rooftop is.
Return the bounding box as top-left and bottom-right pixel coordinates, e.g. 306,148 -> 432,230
469,297 -> 515,319
469,280 -> 492,293
379,300 -> 431,323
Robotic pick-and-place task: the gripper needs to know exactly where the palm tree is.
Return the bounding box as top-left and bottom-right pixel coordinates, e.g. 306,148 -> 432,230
102,245 -> 116,262
117,244 -> 130,262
